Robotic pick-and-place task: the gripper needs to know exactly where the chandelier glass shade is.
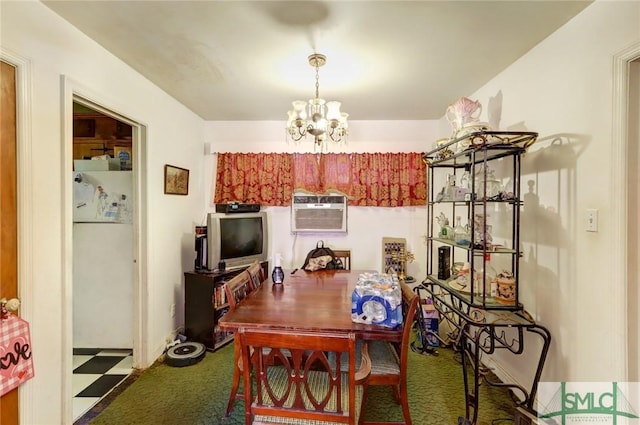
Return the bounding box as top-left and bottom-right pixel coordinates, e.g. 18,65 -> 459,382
286,53 -> 348,149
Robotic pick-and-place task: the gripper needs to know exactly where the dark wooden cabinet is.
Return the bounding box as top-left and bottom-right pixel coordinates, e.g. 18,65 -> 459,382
184,262 -> 268,351
72,113 -> 132,162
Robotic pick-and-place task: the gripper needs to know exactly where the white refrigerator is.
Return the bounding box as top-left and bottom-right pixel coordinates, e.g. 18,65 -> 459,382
73,171 -> 134,348
73,171 -> 132,223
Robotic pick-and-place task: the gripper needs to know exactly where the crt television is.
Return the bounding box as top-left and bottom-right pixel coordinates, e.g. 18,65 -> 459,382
207,211 -> 269,271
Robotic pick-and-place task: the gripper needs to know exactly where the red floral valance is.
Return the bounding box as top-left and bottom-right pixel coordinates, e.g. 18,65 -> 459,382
213,152 -> 426,207
214,153 -> 294,205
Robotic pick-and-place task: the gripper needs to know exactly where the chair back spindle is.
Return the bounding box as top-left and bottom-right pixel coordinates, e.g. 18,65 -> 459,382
224,271 -> 253,311
245,261 -> 266,291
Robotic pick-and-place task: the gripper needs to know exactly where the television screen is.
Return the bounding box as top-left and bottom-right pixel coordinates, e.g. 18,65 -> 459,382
220,217 -> 264,259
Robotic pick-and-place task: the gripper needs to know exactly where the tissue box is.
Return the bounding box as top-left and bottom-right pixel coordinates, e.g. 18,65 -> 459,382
351,272 -> 402,328
74,159 -> 121,171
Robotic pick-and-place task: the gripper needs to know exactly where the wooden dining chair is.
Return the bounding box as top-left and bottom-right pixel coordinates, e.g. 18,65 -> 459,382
333,249 -> 351,270
363,282 -> 419,425
224,270 -> 254,310
245,260 -> 266,291
223,270 -> 255,416
238,328 -> 371,425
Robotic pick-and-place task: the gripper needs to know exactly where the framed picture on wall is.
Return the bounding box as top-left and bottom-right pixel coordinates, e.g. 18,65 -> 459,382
164,164 -> 189,195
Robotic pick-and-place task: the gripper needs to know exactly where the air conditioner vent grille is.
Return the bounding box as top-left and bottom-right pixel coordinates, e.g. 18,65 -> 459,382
295,208 -> 345,230
291,193 -> 347,233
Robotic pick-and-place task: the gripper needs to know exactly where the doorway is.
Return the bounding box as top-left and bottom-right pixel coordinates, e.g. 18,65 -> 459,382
61,84 -> 148,424
612,43 -> 640,382
71,101 -> 135,420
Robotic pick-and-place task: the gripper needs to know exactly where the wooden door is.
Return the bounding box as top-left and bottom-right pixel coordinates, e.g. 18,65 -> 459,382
0,59 -> 19,425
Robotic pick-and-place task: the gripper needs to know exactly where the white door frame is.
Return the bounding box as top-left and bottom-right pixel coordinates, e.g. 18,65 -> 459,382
61,76 -> 149,423
1,47 -> 35,425
611,41 -> 640,381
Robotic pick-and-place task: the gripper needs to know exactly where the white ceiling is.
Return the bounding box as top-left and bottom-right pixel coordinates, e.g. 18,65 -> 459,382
43,1 -> 592,121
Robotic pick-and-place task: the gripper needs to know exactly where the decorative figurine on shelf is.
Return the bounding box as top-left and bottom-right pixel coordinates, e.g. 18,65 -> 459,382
495,270 -> 516,305
271,253 -> 285,285
453,216 -> 472,247
436,212 -> 453,240
474,164 -> 503,201
445,97 -> 495,152
446,97 -> 482,130
458,122 -> 492,143
446,97 -> 483,141
459,170 -> 472,195
389,248 -> 415,283
454,262 -> 471,291
435,173 -> 457,202
433,138 -> 454,161
473,213 -> 493,250
474,258 -> 497,298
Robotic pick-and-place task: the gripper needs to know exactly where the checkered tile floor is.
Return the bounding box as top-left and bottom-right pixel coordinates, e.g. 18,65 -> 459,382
73,348 -> 133,422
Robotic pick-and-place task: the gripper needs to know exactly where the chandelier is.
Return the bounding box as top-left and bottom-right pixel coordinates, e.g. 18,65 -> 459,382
286,53 -> 348,149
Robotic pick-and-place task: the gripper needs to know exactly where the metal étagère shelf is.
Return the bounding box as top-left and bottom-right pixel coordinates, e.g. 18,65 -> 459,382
421,130 -> 551,424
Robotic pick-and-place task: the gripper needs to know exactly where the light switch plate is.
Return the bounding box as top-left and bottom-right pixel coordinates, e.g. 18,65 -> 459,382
586,209 -> 598,232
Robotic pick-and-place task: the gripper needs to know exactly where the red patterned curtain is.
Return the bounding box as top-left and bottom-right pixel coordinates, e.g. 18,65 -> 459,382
214,153 -> 294,206
349,153 -> 426,206
214,152 -> 426,207
292,153 -> 352,196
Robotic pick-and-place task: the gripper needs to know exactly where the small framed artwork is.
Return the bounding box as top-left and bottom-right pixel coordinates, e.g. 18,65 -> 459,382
164,164 -> 189,195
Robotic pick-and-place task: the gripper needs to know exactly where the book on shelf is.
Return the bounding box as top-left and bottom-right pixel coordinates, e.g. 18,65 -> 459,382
213,284 -> 227,308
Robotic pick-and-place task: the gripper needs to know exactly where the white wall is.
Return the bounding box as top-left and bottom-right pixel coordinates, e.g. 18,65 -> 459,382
204,120 -> 440,278
467,0 -> 640,386
1,2 -> 206,423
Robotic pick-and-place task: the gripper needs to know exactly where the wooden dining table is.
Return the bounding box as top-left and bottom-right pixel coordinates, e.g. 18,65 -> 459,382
218,269 -> 403,343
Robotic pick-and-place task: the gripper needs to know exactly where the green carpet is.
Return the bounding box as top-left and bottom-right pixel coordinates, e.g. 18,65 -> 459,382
82,336 -> 515,425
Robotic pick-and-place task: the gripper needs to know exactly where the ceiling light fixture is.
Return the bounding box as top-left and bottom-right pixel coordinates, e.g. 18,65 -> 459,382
286,53 -> 348,150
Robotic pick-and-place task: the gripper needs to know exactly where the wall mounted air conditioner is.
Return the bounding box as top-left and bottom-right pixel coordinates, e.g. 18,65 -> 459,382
291,193 -> 347,233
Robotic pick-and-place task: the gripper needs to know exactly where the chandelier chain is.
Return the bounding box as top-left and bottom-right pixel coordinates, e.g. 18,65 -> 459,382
315,62 -> 320,99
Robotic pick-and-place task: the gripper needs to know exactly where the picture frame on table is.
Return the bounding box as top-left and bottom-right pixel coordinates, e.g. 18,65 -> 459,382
164,164 -> 189,195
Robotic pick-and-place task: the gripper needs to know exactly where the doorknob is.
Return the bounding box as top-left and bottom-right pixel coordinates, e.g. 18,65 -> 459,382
0,297 -> 20,320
